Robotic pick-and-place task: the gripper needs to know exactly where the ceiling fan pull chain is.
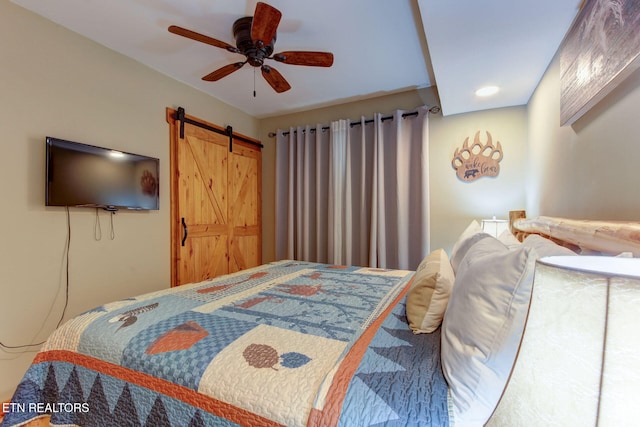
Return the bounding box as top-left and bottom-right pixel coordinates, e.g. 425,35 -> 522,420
254,68 -> 257,97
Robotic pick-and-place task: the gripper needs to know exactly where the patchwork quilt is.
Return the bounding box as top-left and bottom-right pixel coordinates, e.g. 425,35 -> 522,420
2,261 -> 449,427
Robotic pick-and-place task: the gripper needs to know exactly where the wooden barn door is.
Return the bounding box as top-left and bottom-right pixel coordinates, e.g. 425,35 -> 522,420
228,142 -> 262,272
167,108 -> 262,286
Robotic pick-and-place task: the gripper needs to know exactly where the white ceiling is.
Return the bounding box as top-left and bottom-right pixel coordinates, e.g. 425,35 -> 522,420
419,0 -> 582,116
11,0 -> 581,118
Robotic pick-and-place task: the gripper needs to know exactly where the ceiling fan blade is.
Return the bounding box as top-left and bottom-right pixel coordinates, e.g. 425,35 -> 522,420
261,65 -> 291,93
251,2 -> 282,47
272,51 -> 334,67
169,25 -> 238,52
202,62 -> 245,81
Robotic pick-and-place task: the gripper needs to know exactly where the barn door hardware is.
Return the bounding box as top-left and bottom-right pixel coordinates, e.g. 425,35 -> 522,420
174,107 -> 263,152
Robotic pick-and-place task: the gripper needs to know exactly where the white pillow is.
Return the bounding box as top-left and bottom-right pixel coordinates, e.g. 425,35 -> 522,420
498,229 -> 521,249
442,235 -> 577,426
450,220 -> 491,273
406,249 -> 455,334
522,234 -> 576,257
442,241 -> 535,426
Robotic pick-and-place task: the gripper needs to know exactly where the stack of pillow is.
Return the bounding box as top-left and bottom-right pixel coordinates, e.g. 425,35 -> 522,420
406,220 -> 575,426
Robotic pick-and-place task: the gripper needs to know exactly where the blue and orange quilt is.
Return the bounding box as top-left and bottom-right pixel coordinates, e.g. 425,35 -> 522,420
2,261 -> 449,427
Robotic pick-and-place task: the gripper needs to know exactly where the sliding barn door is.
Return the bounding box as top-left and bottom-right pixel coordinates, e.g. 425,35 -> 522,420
167,108 -> 262,286
229,142 -> 262,272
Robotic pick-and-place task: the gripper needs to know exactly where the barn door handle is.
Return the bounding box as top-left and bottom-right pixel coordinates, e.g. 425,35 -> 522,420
181,217 -> 188,246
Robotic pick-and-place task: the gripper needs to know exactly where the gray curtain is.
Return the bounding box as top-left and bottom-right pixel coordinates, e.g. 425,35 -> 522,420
275,106 -> 431,270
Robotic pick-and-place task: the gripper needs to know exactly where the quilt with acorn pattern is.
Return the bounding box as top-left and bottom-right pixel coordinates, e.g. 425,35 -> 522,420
2,260 -> 449,427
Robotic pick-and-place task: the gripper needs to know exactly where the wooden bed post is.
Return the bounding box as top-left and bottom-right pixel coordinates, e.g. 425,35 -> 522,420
508,210 -> 526,240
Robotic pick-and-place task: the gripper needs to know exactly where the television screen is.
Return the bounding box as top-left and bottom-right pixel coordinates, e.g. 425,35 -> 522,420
46,137 -> 159,210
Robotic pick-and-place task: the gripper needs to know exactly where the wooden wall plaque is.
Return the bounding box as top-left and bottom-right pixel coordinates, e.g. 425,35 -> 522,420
451,131 -> 503,182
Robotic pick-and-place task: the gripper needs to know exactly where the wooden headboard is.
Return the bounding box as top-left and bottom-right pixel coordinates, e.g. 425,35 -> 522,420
508,211 -> 640,257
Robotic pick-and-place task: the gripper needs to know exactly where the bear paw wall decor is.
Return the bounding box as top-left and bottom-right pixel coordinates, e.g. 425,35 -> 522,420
451,131 -> 503,182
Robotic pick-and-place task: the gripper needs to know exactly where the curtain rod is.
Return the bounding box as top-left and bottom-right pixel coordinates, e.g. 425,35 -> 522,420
267,105 -> 440,138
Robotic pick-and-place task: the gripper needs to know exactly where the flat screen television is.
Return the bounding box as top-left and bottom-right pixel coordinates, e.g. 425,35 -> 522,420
46,137 -> 159,211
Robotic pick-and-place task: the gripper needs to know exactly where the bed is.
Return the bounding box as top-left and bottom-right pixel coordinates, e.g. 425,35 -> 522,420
1,262 -> 449,427
2,214 -> 638,427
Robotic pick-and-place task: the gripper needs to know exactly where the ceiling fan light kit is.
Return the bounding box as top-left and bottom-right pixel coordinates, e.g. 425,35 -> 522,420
168,2 -> 334,94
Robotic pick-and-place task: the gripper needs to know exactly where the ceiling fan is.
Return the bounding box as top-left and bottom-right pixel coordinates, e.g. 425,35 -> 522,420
168,2 -> 334,94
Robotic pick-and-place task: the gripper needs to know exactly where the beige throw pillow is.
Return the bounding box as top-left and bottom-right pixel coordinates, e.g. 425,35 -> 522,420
406,249 -> 455,334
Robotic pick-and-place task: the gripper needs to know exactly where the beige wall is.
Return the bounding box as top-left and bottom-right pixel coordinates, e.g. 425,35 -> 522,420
0,2 -> 258,399
258,90 -> 529,261
526,54 -> 640,219
430,106 -> 528,251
